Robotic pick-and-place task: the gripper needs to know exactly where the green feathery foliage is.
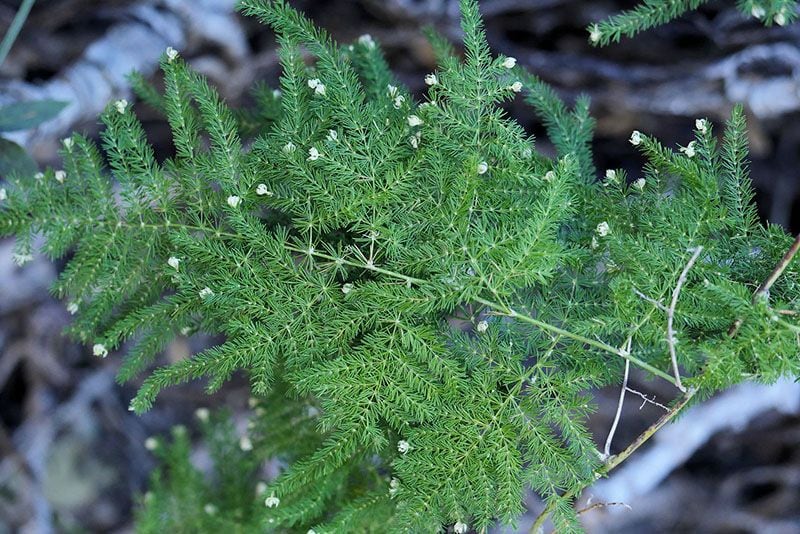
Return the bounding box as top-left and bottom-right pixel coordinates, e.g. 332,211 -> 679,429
587,0 -> 799,46
1,0 -> 799,532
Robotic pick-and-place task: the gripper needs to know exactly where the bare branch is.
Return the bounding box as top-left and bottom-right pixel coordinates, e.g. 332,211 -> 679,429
667,247 -> 703,392
603,338 -> 631,460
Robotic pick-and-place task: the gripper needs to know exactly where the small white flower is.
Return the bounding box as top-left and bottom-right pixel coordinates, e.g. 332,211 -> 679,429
591,236 -> 599,249
227,195 -> 241,208
308,78 -> 320,89
307,147 -> 320,161
358,34 -> 376,49
476,320 -> 489,333
307,530 -> 316,534
397,440 -> 410,454
55,170 -> 66,183
605,169 -> 618,184
454,521 -> 468,534
308,78 -> 326,95
62,137 -> 73,150
67,301 -> 79,315
389,477 -> 400,497
199,287 -> 214,299
775,11 -> 787,26
407,115 -> 423,127
180,326 -> 191,336
502,56 -> 517,69
166,47 -> 179,62
409,131 -> 421,149
477,161 -> 489,175
114,99 -> 128,114
283,141 -> 296,154
327,129 -> 338,142
679,140 -> 696,158
424,73 -> 438,86
204,504 -> 217,515
522,147 -> 532,159
144,437 -> 158,450
544,170 -> 555,182
342,283 -> 354,294
93,343 -> 108,358
695,118 -> 708,133
630,130 -> 643,146
589,24 -> 602,44
34,172 -> 44,180
12,253 -> 33,265
195,407 -> 210,422
0,188 -> 6,201
167,256 -> 180,270
264,494 -> 280,508
239,435 -> 253,451
256,481 -> 268,495
393,95 -> 405,109
273,89 -> 282,98
596,221 -> 611,237
751,5 -> 766,18
256,183 -> 273,196
315,83 -> 326,96
633,178 -> 646,190
387,84 -> 398,98
510,81 -> 523,93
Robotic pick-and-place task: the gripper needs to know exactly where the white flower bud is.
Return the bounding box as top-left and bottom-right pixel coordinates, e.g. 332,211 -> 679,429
256,481 -> 268,495
342,283 -> 354,294
695,118 -> 708,133
605,169 -> 618,184
256,183 -> 273,196
195,407 -> 210,422
679,140 -> 696,158
510,81 -> 523,93
476,320 -> 489,333
327,129 -> 338,142
596,221 -> 610,237
424,73 -> 438,86
144,437 -> 158,450
239,435 -> 253,451
393,95 -> 405,109
307,147 -> 320,161
227,195 -> 241,208
358,34 -> 376,49
502,57 -> 517,69
199,287 -> 214,299
55,170 -> 66,183
407,115 -> 423,127
0,188 -> 6,201
204,504 -> 217,515
93,343 -> 108,358
544,170 -> 555,182
114,99 -> 128,114
389,477 -> 400,497
630,130 -> 642,146
454,521 -> 468,534
397,440 -> 410,454
283,142 -> 296,154
167,256 -> 180,270
387,84 -> 398,98
633,178 -> 646,190
751,5 -> 766,18
589,24 -> 602,44
264,494 -> 280,508
62,137 -> 73,150
477,161 -> 489,175
34,172 -> 44,180
166,46 -> 179,62
776,11 -> 787,26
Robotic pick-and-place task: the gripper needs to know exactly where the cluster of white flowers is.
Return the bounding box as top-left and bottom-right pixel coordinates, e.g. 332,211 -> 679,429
424,73 -> 438,86
695,118 -> 708,134
476,320 -> 489,333
55,170 -> 66,183
454,521 -> 468,534
256,183 -> 273,196
397,439 -> 410,454
307,78 -> 326,96
393,94 -> 405,109
409,131 -> 422,149
199,287 -> 214,299
477,161 -> 489,175
502,56 -> 517,69
630,130 -> 642,146
227,195 -> 241,208
596,221 -> 611,237
114,99 -> 128,114
93,343 -> 108,358
307,147 -> 320,161
358,34 -> 376,49
167,256 -> 180,270
407,115 -> 423,127
388,84 -> 399,98
679,140 -> 696,158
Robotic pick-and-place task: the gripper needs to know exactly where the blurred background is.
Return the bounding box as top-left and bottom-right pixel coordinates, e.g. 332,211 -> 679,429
1,0 -> 799,532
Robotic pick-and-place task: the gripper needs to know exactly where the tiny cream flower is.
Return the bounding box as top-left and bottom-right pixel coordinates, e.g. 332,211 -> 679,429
0,188 -> 6,201
327,129 -> 338,142
454,521 -> 468,534
144,437 -> 158,450
387,84 -> 398,98
227,195 -> 241,208
358,34 -> 376,49
695,118 -> 708,133
93,343 -> 108,358
248,396 -> 258,408
283,141 -> 296,153
308,78 -> 320,89
256,183 -> 273,196
55,170 -> 66,183
591,236 -> 599,249
633,178 -> 646,190
679,140 -> 696,158
199,287 -> 214,299
167,256 -> 180,270
239,435 -> 253,451
407,115 -> 423,127
62,137 -> 73,150
522,147 -> 532,159
596,221 -> 610,237
389,477 -> 400,497
393,95 -> 405,109
264,494 -> 280,508
256,481 -> 268,495
180,326 -> 191,336
476,320 -> 489,333
776,10 -> 788,26
424,73 -> 438,86
544,170 -> 555,182
315,83 -> 326,96
204,504 -> 217,515
195,407 -> 210,422
409,131 -> 421,149
397,440 -> 410,454
166,46 -> 179,62
510,81 -> 523,93
342,283 -> 354,294
67,301 -> 79,315
502,56 -> 517,69
307,147 -> 320,161
630,130 -> 643,146
114,99 -> 128,114
477,161 -> 489,175
308,78 -> 326,95
751,5 -> 766,18
307,530 -> 316,534
273,89 -> 282,98
605,169 -> 618,184
34,172 -> 44,180
589,24 -> 602,44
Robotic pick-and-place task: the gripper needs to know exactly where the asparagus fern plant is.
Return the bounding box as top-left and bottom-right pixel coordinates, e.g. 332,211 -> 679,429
1,0 -> 799,532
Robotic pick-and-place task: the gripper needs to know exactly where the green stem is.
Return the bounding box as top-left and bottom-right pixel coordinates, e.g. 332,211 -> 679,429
0,0 -> 36,67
